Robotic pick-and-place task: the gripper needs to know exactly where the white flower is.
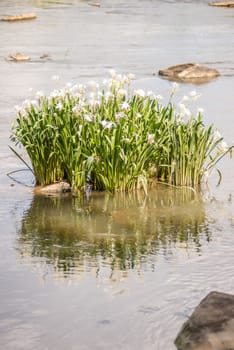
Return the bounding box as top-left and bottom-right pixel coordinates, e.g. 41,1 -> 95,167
148,133 -> 155,144
136,113 -> 142,118
219,141 -> 229,153
87,156 -> 94,164
155,94 -> 163,100
30,100 -> 37,106
134,89 -> 145,98
120,102 -> 130,111
178,103 -> 191,117
105,92 -> 114,101
115,112 -> 125,122
89,99 -> 100,108
84,114 -> 93,122
117,89 -> 127,97
72,105 -> 80,113
213,130 -> 222,141
197,108 -> 204,114
56,102 -> 63,110
171,82 -> 179,95
50,90 -> 60,98
147,91 -> 155,99
127,73 -> 135,81
100,120 -> 115,129
36,90 -> 45,98
109,69 -> 116,78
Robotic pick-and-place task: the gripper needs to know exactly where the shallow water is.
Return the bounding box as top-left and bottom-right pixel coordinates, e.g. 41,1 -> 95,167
0,0 -> 234,349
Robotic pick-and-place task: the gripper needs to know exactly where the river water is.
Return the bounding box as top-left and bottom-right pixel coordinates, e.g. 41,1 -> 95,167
0,0 -> 234,349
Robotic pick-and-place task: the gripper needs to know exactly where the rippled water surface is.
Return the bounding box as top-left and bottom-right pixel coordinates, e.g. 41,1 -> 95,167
0,0 -> 234,349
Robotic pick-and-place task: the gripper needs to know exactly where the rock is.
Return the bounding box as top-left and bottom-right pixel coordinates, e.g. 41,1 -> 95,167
175,291 -> 234,350
34,182 -> 71,196
88,2 -> 101,7
209,1 -> 234,7
158,63 -> 220,83
6,53 -> 31,62
1,13 -> 37,21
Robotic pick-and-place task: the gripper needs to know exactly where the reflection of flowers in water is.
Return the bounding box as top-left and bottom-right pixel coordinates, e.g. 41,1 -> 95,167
17,187 -> 211,280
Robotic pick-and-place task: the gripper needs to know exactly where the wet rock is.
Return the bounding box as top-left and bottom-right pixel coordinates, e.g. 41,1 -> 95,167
158,63 -> 220,83
88,2 -> 101,7
209,1 -> 234,7
1,13 -> 37,21
175,291 -> 234,350
6,53 -> 31,62
34,182 -> 71,196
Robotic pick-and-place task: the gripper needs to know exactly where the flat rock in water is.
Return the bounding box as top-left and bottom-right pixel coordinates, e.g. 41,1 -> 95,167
1,13 -> 37,21
175,291 -> 234,350
34,182 -> 71,196
6,53 -> 31,62
158,63 -> 220,83
209,1 -> 234,7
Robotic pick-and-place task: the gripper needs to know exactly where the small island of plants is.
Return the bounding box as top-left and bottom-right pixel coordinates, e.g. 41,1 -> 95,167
10,71 -> 232,194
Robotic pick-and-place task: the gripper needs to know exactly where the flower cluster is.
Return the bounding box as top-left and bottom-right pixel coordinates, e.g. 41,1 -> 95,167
11,71 -> 230,192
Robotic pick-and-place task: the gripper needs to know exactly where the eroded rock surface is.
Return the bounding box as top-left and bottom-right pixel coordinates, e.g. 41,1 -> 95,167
34,182 -> 71,196
158,63 -> 220,83
6,53 -> 31,62
175,291 -> 234,350
209,1 -> 234,7
1,13 -> 37,21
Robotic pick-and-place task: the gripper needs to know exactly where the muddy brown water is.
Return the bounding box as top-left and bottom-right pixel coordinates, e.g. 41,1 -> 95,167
0,0 -> 234,349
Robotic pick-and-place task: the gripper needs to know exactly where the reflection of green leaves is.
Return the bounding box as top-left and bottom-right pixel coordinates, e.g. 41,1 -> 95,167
17,189 -> 211,277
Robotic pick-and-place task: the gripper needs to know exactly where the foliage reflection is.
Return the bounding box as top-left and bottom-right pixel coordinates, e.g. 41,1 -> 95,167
17,187 -> 211,277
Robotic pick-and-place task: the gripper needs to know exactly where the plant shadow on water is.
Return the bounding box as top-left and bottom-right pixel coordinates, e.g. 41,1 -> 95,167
17,186 -> 211,279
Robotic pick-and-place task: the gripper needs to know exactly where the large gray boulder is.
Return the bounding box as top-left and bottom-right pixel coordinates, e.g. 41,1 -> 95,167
158,63 -> 220,84
175,291 -> 234,350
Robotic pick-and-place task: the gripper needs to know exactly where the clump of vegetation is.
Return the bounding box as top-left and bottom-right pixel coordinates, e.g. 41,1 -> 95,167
10,71 -> 232,194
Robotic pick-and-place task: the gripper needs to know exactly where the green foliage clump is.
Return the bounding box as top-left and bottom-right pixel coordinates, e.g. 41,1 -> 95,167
11,71 -> 231,193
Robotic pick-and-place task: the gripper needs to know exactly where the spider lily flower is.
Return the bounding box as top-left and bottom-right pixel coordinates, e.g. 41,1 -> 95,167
100,120 -> 115,129
36,90 -> 45,98
109,69 -> 116,78
134,89 -> 146,98
120,102 -> 130,111
117,89 -> 127,97
171,82 -> 179,95
115,112 -> 125,122
219,141 -> 229,153
148,133 -> 155,144
56,102 -> 63,111
147,91 -> 155,99
155,94 -> 163,101
178,103 -> 191,117
197,108 -> 204,114
84,114 -> 93,122
213,130 -> 222,141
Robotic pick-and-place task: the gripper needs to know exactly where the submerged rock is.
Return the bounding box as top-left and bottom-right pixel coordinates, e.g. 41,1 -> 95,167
175,291 -> 234,350
1,13 -> 37,21
6,53 -> 31,62
34,182 -> 71,196
209,1 -> 234,7
158,63 -> 220,83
